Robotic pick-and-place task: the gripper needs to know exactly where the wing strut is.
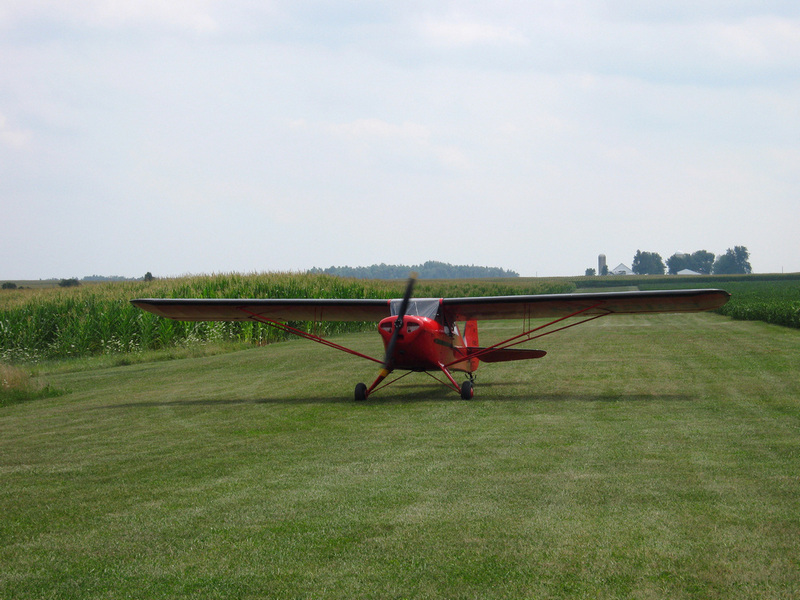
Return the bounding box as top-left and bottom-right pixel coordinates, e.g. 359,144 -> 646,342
238,308 -> 383,365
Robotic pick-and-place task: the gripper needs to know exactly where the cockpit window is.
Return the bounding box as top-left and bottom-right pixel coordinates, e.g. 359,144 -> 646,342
389,298 -> 440,319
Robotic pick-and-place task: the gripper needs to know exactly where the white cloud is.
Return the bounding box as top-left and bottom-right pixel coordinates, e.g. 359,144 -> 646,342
0,0 -> 220,33
0,112 -> 31,148
707,16 -> 800,64
296,117 -> 470,171
419,16 -> 528,47
1,1 -> 799,278
326,118 -> 430,142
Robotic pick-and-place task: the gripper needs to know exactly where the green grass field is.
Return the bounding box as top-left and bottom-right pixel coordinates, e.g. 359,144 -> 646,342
2,312 -> 799,598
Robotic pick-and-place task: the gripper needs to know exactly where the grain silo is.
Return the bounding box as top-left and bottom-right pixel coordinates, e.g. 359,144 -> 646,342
598,254 -> 607,275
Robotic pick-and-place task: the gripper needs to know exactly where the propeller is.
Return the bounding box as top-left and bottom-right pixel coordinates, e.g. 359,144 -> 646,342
383,273 -> 416,371
361,273 -> 416,398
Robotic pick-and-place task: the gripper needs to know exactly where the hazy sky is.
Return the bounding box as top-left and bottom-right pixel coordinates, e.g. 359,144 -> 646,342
2,1 -> 798,279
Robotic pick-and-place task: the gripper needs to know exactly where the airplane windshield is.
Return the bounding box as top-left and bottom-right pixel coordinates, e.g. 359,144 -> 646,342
389,298 -> 440,320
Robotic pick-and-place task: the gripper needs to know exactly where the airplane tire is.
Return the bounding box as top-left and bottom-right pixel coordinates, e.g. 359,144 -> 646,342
354,383 -> 368,401
460,380 -> 474,400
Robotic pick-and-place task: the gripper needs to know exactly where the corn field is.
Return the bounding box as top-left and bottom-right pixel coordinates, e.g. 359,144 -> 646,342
0,273 -> 573,363
712,279 -> 800,328
636,275 -> 800,329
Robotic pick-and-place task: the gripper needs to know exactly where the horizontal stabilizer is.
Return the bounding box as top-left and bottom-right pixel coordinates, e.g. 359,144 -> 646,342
468,347 -> 547,363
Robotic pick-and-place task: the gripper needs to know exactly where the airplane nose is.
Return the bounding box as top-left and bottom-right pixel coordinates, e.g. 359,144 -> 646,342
378,316 -> 423,341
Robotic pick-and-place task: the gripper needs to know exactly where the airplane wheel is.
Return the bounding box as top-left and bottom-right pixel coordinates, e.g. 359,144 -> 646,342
354,383 -> 368,401
460,380 -> 474,400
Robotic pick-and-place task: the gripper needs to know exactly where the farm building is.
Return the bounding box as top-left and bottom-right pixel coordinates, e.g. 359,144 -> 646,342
611,263 -> 634,275
677,269 -> 701,275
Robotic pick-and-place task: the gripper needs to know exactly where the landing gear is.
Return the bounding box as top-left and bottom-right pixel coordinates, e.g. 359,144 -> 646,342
356,377 -> 473,400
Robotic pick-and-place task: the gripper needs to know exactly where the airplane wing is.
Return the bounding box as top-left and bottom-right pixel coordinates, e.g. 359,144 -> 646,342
131,298 -> 391,322
132,289 -> 729,323
442,289 -> 730,321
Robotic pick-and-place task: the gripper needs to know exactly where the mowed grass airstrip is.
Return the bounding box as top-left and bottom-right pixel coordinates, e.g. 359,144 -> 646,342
2,308 -> 800,596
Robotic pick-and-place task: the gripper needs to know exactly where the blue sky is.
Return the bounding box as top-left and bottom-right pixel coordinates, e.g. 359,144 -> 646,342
2,1 -> 798,279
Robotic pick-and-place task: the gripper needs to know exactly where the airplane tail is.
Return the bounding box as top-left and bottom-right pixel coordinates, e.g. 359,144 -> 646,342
464,320 -> 479,347
464,320 -> 479,371
463,319 -> 545,363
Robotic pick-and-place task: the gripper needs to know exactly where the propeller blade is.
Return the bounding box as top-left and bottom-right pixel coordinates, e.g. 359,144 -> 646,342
383,273 -> 416,370
367,273 -> 417,395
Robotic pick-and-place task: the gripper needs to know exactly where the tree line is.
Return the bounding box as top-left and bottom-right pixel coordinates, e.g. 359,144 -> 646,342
587,246 -> 753,276
309,261 -> 520,279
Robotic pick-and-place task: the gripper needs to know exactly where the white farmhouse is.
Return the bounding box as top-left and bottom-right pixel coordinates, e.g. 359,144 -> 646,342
611,263 -> 634,275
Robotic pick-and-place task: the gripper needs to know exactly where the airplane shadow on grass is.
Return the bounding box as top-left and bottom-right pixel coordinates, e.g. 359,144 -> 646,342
109,381 -> 694,409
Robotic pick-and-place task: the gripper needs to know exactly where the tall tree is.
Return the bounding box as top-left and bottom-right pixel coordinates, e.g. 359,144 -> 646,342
713,246 -> 752,274
666,253 -> 690,275
632,250 -> 665,275
667,250 -> 715,274
310,262 -> 520,279
690,250 -> 715,274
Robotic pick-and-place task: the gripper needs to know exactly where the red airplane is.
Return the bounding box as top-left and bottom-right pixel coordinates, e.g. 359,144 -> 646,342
132,278 -> 729,400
